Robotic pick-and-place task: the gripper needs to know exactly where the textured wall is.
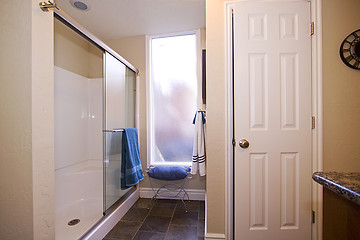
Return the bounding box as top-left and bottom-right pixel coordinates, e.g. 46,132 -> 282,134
0,1 -> 33,238
31,1 -> 55,238
0,1 -> 55,239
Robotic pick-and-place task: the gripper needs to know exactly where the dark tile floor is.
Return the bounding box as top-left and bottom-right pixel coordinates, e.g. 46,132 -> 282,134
103,198 -> 205,240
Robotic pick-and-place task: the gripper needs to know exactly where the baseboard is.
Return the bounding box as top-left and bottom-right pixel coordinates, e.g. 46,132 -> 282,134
139,187 -> 206,201
205,233 -> 226,239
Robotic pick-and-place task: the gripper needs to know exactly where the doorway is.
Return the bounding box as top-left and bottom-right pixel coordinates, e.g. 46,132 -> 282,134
230,1 -> 314,239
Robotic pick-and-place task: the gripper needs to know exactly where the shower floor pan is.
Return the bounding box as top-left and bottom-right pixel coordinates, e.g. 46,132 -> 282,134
55,198 -> 103,240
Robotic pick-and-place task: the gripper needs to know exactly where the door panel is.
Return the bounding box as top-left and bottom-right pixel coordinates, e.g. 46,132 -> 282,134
233,1 -> 312,239
103,52 -> 137,212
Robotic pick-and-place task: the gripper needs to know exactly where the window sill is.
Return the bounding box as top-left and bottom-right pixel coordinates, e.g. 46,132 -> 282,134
148,162 -> 191,168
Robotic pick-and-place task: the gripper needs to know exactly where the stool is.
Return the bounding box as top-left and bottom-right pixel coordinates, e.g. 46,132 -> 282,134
146,166 -> 191,212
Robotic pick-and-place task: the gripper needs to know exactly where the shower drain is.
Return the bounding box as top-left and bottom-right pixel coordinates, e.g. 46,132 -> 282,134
68,219 -> 80,226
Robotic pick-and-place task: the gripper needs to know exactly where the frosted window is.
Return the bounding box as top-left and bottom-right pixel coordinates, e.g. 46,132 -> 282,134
150,34 -> 198,164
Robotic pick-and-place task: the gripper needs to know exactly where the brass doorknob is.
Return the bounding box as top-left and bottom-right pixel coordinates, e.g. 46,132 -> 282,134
239,139 -> 249,149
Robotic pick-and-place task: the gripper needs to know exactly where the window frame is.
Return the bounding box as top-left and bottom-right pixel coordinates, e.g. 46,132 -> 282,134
146,30 -> 202,168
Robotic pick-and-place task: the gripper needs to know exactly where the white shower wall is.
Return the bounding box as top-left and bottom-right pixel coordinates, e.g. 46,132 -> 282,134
88,77 -> 104,161
54,66 -> 103,170
54,66 -> 103,240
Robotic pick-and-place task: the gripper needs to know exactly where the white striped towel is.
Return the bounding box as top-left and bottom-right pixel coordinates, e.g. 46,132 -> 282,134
191,111 -> 206,176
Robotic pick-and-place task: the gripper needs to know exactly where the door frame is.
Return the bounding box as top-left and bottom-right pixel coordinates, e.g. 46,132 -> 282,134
224,1 -> 323,239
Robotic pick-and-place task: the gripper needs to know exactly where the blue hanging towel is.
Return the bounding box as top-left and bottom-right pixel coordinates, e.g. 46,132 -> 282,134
121,128 -> 144,189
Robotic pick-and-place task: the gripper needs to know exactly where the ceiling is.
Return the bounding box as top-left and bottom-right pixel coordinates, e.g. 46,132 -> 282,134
54,0 -> 206,40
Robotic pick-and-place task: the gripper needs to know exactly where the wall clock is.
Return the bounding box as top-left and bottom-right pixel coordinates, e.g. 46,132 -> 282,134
339,29 -> 360,70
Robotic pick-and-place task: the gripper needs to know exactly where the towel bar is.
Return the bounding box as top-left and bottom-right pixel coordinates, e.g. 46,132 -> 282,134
103,129 -> 124,132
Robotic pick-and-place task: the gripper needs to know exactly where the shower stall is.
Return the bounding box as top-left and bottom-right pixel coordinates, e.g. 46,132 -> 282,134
54,10 -> 139,240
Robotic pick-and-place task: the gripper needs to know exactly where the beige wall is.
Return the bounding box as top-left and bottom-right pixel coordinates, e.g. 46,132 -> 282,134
55,18 -> 102,78
0,1 -> 33,238
0,1 -> 55,239
323,0 -> 360,171
322,0 -> 360,238
105,35 -> 207,190
206,0 -> 229,235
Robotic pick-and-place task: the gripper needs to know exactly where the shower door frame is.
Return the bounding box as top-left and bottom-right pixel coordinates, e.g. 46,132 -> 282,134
54,7 -> 140,238
54,7 -> 139,206
102,51 -> 138,214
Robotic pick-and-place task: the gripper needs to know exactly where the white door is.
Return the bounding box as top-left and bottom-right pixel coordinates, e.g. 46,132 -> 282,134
233,1 -> 312,240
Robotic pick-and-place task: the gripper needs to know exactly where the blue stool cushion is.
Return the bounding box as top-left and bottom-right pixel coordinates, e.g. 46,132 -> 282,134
147,166 -> 188,180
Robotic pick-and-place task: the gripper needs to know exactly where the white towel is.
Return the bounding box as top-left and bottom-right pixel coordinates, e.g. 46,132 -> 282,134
191,111 -> 206,176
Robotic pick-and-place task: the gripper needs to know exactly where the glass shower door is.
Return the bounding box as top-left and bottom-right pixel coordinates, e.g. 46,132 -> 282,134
103,52 -> 136,212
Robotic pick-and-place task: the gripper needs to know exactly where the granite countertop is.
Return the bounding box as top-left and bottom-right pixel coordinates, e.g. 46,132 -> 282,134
312,172 -> 360,205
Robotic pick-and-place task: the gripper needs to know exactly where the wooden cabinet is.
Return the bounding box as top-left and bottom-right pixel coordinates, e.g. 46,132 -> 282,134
323,188 -> 360,240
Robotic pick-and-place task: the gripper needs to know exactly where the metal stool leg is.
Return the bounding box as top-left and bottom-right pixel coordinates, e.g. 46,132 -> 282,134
146,168 -> 191,213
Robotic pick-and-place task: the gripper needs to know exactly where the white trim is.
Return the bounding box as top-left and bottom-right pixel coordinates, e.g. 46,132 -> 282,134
82,189 -> 139,240
311,1 -> 323,239
224,1 -> 323,240
145,34 -> 152,169
139,187 -> 206,201
147,162 -> 192,167
195,29 -> 203,109
136,75 -> 140,143
205,233 -> 226,240
225,3 -> 235,240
